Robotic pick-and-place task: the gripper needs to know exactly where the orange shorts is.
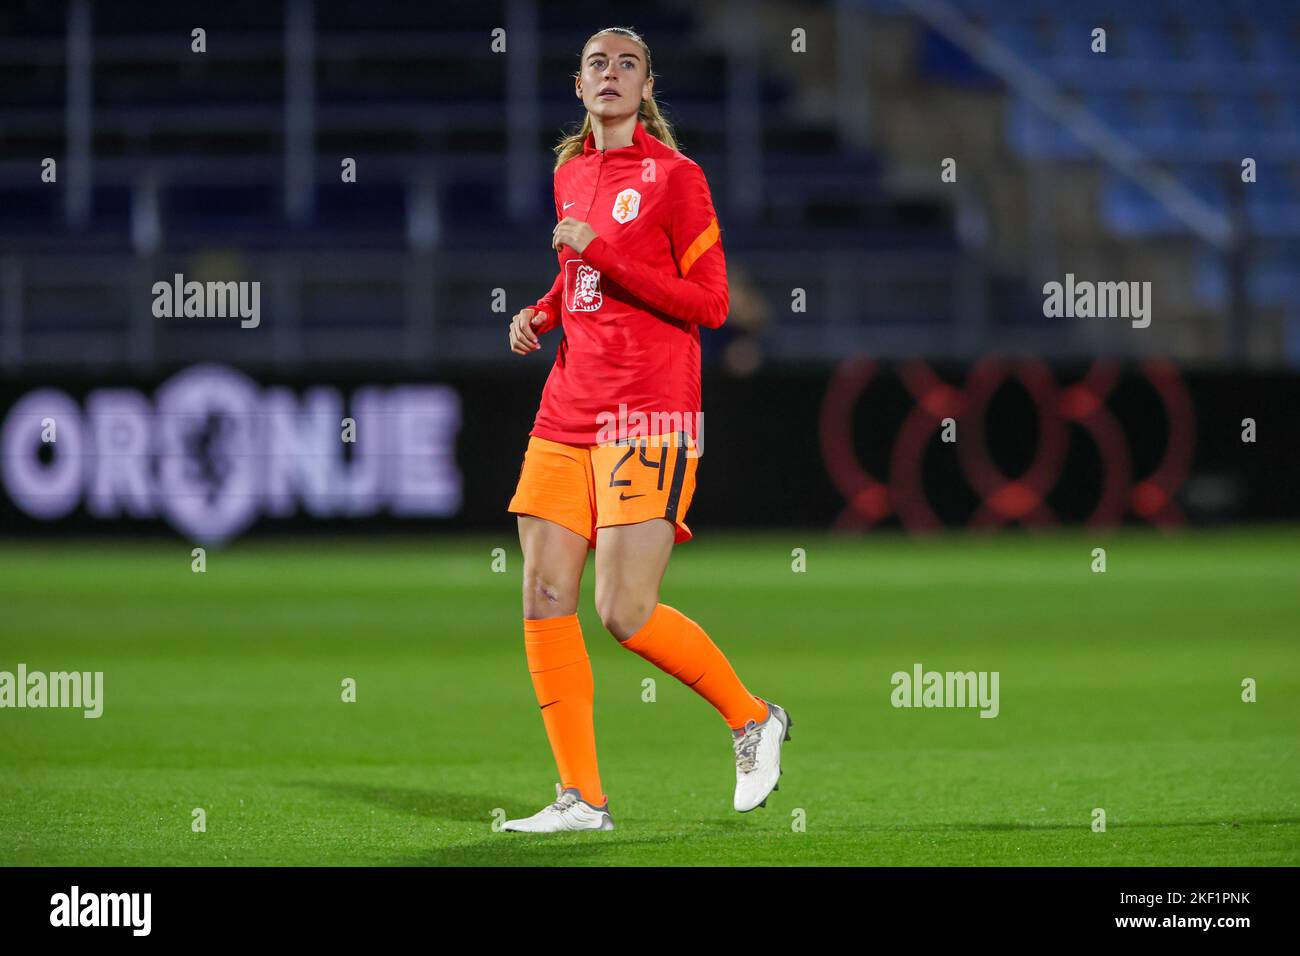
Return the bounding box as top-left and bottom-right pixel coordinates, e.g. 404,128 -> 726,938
508,432 -> 698,546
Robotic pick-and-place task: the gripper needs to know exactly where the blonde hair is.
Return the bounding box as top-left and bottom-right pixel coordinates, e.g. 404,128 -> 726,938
553,26 -> 679,172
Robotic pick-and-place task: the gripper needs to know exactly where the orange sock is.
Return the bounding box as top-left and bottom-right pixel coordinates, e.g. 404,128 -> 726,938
620,604 -> 768,730
523,614 -> 605,807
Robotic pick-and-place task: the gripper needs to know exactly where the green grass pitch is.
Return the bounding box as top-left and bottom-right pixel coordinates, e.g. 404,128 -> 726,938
1,527 -> 1296,866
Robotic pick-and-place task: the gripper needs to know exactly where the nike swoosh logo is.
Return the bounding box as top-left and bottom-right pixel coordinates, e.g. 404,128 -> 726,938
619,493 -> 645,501
563,201 -> 576,210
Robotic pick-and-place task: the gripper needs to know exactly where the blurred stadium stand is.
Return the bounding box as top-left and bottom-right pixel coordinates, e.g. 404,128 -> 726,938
890,0 -> 1300,361
0,0 -> 1296,371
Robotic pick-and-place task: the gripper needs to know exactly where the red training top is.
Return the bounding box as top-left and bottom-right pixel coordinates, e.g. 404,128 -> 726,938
525,119 -> 728,445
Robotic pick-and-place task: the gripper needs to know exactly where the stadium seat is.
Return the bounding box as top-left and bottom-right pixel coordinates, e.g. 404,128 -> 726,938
1118,23 -> 1180,62
1186,27 -> 1245,64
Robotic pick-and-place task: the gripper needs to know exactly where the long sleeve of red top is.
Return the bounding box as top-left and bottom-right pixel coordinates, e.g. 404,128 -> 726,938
579,161 -> 728,329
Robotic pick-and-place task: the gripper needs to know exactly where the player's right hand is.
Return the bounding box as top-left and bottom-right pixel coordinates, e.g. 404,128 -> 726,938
509,307 -> 547,355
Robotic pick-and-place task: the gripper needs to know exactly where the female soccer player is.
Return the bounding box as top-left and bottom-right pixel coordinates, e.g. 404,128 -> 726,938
501,27 -> 791,832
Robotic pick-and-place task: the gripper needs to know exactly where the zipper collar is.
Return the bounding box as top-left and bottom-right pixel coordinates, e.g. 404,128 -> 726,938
582,118 -> 649,157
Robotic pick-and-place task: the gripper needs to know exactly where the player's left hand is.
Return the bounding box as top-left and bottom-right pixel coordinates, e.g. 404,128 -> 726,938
552,217 -> 597,253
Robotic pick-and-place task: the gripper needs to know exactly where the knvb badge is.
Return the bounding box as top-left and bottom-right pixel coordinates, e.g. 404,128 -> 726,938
611,187 -> 641,224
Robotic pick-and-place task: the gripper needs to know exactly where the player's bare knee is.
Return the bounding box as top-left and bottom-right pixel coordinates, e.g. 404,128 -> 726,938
522,573 -> 578,619
596,590 -> 654,642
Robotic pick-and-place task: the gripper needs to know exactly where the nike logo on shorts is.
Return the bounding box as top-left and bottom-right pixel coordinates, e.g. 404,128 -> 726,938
563,201 -> 576,210
619,492 -> 645,501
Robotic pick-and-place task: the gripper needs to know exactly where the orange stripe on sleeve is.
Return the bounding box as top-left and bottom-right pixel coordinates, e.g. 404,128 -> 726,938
678,217 -> 720,277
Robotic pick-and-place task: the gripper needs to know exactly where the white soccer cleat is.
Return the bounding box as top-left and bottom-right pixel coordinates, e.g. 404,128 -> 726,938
732,698 -> 792,812
501,783 -> 615,833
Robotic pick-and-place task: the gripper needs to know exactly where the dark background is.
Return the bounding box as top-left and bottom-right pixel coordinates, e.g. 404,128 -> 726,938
1,0 -> 1297,542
